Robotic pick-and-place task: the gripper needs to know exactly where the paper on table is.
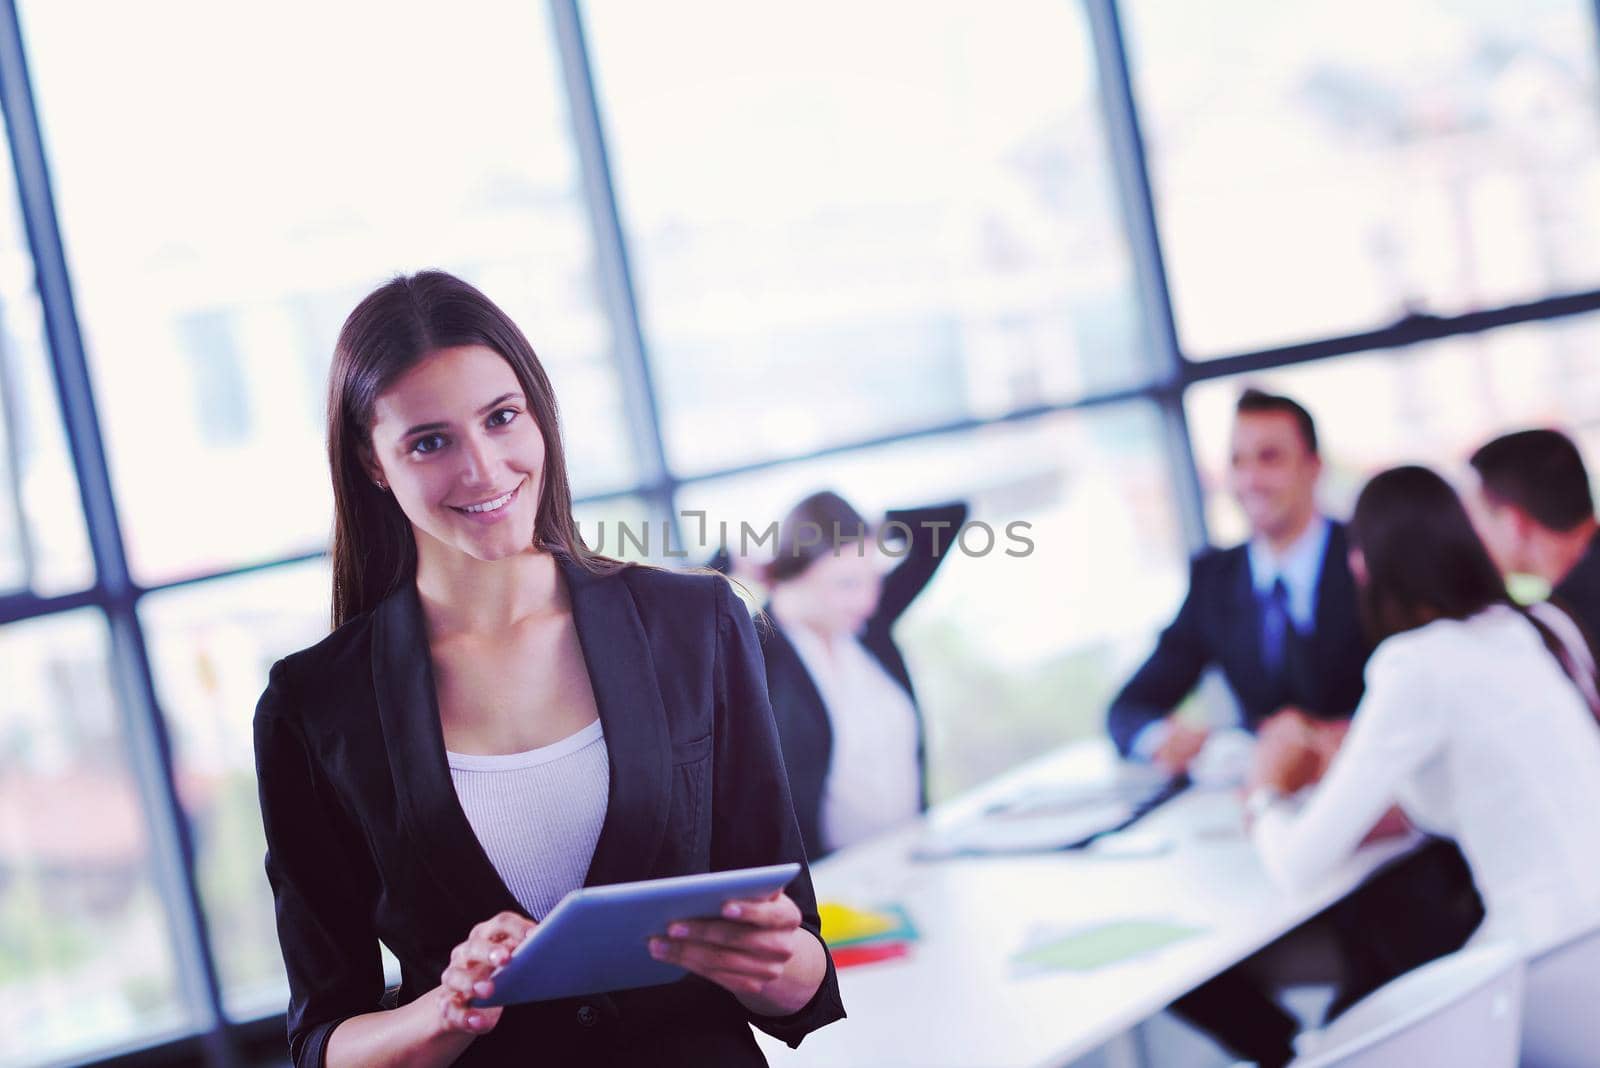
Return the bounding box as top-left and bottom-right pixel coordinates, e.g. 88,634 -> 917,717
913,798 -> 1139,858
1011,919 -> 1204,976
986,764 -> 1172,816
1187,727 -> 1255,788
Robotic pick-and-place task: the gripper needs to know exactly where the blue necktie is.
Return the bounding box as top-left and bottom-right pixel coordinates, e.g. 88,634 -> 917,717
1261,577 -> 1291,675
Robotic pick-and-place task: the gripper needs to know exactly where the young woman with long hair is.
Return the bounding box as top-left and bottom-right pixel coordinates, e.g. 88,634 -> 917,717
253,270 -> 843,1068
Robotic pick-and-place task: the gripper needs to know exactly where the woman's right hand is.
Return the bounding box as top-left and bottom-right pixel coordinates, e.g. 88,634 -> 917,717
436,911 -> 537,1036
1248,710 -> 1323,794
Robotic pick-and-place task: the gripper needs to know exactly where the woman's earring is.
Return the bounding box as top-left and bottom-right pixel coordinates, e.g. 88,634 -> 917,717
374,480 -> 387,491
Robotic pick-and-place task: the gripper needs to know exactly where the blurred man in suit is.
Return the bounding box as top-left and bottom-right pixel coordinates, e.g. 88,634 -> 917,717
1470,428 -> 1600,640
1107,388 -> 1370,774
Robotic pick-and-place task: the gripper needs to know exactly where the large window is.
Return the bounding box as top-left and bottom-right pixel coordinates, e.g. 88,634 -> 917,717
0,128 -> 91,598
5,1 -> 1600,1064
17,0 -> 633,586
0,612 -> 190,1065
1187,316 -> 1600,543
138,562 -> 333,1021
1127,0 -> 1600,356
587,0 -> 1148,475
675,403 -> 1187,799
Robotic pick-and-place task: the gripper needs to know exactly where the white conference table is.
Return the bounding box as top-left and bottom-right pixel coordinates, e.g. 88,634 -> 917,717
757,740 -> 1417,1068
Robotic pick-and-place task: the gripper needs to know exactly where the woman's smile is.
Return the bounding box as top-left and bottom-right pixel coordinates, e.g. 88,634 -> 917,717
450,478 -> 524,524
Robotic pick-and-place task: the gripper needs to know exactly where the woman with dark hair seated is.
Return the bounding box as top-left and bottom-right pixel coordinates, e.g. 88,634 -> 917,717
715,491 -> 967,860
1248,465 -> 1600,963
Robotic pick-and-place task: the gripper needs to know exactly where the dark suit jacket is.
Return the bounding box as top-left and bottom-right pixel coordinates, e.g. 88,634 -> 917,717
717,502 -> 968,861
253,554 -> 845,1068
1107,520 -> 1371,756
1554,529 -> 1600,645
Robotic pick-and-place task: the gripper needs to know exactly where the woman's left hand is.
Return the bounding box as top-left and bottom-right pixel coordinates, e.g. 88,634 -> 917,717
649,890 -> 803,997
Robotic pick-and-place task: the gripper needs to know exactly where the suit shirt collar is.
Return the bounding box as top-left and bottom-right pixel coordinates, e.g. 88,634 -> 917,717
1248,513 -> 1331,632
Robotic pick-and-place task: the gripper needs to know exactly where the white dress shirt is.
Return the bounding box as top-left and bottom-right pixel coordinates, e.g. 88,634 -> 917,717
1252,603 -> 1600,955
1246,513 -> 1331,633
780,618 -> 922,854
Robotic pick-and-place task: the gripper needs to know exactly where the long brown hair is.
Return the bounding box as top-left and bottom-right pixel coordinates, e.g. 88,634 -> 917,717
1350,465 -> 1600,718
326,270 -> 626,628
1349,465 -> 1507,643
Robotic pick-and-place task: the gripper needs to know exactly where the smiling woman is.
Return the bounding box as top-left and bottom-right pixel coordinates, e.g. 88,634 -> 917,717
253,271 -> 844,1068
324,273 -> 606,629
360,347 -> 545,564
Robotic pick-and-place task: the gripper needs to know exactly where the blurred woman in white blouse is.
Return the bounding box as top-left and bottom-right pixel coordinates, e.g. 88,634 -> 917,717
1248,464 -> 1600,958
713,492 -> 967,859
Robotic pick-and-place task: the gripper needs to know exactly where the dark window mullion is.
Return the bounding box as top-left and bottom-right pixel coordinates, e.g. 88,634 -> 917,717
1183,291 -> 1600,384
548,0 -> 673,498
0,2 -> 233,1063
1084,0 -> 1209,553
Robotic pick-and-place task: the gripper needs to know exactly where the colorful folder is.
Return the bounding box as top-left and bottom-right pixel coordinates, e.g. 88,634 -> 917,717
819,901 -> 919,968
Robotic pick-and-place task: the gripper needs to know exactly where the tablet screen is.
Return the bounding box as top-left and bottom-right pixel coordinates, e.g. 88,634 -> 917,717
472,862 -> 802,1006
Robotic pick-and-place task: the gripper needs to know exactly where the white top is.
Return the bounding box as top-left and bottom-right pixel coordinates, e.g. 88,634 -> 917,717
1253,603 -> 1600,955
446,719 -> 609,920
781,618 -> 922,854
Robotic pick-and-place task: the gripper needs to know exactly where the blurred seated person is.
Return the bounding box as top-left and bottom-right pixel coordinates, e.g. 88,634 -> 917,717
1469,428 -> 1600,640
713,493 -> 968,860
1107,388 -> 1370,776
1248,465 -> 1600,987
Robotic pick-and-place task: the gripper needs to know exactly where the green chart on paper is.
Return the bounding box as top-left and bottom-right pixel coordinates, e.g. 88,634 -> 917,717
1011,920 -> 1204,975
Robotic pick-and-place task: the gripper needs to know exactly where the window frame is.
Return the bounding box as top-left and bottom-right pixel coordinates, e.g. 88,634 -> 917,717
3,0 -> 1599,1063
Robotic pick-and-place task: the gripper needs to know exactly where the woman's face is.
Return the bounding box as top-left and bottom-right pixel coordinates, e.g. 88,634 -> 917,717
779,541 -> 886,636
362,344 -> 545,563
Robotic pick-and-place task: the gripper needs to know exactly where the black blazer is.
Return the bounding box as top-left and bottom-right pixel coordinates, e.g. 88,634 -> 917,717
719,502 -> 968,861
253,554 -> 845,1068
1107,520 -> 1371,756
1555,530 -> 1600,644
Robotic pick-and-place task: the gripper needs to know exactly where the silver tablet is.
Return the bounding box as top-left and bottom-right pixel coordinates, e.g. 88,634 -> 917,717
470,862 -> 803,1006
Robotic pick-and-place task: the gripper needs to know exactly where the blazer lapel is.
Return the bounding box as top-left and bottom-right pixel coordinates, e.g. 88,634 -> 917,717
371,555 -> 677,926
758,605 -> 829,730
1224,547 -> 1282,727
1230,549 -> 1267,676
560,554 -> 673,888
372,577 -> 522,925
